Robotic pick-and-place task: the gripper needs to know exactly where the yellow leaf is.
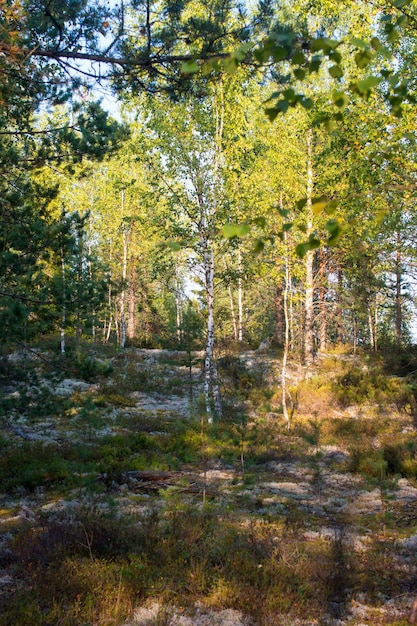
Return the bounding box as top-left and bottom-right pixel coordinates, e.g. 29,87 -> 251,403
312,201 -> 327,215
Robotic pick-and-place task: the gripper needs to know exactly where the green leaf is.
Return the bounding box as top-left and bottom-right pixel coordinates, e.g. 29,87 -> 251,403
308,235 -> 321,249
309,56 -> 322,73
180,60 -> 199,74
355,75 -> 382,94
325,220 -> 342,244
300,97 -> 314,109
331,50 -> 342,64
332,90 -> 349,108
167,241 -> 182,251
296,198 -> 307,210
222,224 -> 239,238
253,216 -> 267,227
277,99 -> 291,112
355,49 -> 373,69
271,45 -> 288,62
325,201 -> 338,215
222,223 -> 250,239
253,239 -> 265,253
291,51 -> 306,65
236,223 -> 250,237
350,37 -> 367,50
282,222 -> 293,231
312,201 -> 328,215
232,42 -> 252,61
294,68 -> 306,80
265,107 -> 279,122
311,38 -> 340,53
329,64 -> 344,79
222,57 -> 238,75
296,239 -> 320,258
278,207 -> 289,218
254,46 -> 271,64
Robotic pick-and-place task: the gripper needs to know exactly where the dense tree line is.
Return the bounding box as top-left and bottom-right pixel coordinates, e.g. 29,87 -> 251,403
2,0 -> 417,414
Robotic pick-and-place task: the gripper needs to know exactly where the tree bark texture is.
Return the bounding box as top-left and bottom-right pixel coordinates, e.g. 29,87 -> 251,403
304,127 -> 314,365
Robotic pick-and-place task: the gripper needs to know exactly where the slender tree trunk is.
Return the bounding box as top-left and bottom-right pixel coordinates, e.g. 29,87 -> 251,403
202,239 -> 222,423
103,244 -> 112,344
120,191 -> 128,349
336,264 -> 344,344
224,258 -> 237,340
228,283 -> 238,340
395,231 -> 402,347
282,231 -> 291,427
304,127 -> 314,365
87,215 -> 95,340
237,247 -> 243,343
368,305 -> 375,351
75,223 -> 83,349
275,283 -> 284,345
288,237 -> 294,351
200,80 -> 224,420
318,247 -> 327,352
353,313 -> 357,354
60,248 -> 66,356
174,263 -> 182,343
128,261 -> 136,341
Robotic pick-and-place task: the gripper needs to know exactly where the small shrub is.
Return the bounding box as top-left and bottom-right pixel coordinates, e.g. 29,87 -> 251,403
333,367 -> 412,409
73,352 -> 113,381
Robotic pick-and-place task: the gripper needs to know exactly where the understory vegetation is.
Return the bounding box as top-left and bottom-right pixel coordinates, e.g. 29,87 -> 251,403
0,341 -> 416,626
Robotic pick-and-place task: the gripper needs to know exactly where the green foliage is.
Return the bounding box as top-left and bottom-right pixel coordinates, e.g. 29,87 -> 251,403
332,366 -> 412,408
72,351 -> 113,381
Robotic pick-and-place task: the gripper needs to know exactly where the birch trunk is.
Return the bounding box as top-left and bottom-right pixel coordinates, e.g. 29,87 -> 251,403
224,258 -> 237,340
304,127 -> 314,366
237,247 -> 243,343
395,231 -> 402,346
88,215 -> 95,340
60,248 -> 66,356
120,190 -> 127,349
368,306 -> 375,351
318,248 -> 327,353
103,244 -> 113,344
282,231 -> 291,427
128,262 -> 136,341
336,264 -> 344,344
175,265 -> 182,343
75,223 -> 83,349
203,239 -> 217,422
228,283 -> 238,341
275,283 -> 283,345
201,81 -> 224,420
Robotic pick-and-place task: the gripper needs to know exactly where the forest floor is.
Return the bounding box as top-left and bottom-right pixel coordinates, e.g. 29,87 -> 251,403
0,343 -> 416,626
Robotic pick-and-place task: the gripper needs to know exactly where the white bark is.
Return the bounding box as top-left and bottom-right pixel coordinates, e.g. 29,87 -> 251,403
203,238 -> 221,421
88,214 -> 96,340
175,264 -> 182,343
368,306 -> 375,351
104,243 -> 113,344
128,263 -> 136,341
282,231 -> 290,427
60,249 -> 66,356
304,127 -> 314,366
228,283 -> 238,341
120,190 -> 127,349
237,247 -> 243,343
224,258 -> 237,340
200,81 -> 224,420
